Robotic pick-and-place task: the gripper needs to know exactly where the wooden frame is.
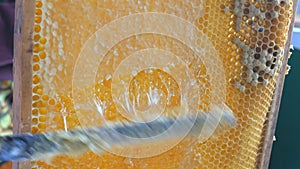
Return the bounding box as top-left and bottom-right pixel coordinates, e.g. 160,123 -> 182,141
12,0 -> 298,169
13,0 -> 35,168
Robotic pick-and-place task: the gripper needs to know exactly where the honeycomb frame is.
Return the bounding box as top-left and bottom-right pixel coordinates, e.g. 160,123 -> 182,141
12,0 -> 298,168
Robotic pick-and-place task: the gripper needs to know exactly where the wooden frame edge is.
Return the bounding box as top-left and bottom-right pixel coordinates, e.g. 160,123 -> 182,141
13,0 -> 36,168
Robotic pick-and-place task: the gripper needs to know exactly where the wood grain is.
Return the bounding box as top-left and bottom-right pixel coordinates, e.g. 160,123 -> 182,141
256,0 -> 299,168
13,0 -> 36,168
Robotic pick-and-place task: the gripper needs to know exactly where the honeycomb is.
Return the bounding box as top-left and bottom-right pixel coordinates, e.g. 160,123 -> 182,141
28,0 -> 294,168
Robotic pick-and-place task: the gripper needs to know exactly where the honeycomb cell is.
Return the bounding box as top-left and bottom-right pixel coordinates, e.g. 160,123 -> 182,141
39,51 -> 46,59
34,25 -> 41,33
32,64 -> 40,71
32,109 -> 39,116
32,118 -> 38,125
39,116 -> 47,122
31,126 -> 39,133
42,95 -> 49,101
35,17 -> 42,24
33,55 -> 40,62
35,9 -> 42,15
39,107 -> 47,115
39,38 -> 47,44
38,123 -> 46,130
48,99 -> 56,105
33,34 -> 40,42
32,75 -> 40,84
32,95 -> 39,101
35,1 -> 43,8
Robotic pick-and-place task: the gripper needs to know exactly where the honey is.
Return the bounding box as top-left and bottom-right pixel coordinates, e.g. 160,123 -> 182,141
30,0 -> 294,168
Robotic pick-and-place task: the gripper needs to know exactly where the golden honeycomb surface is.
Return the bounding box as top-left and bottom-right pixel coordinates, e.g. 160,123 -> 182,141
30,0 -> 294,168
